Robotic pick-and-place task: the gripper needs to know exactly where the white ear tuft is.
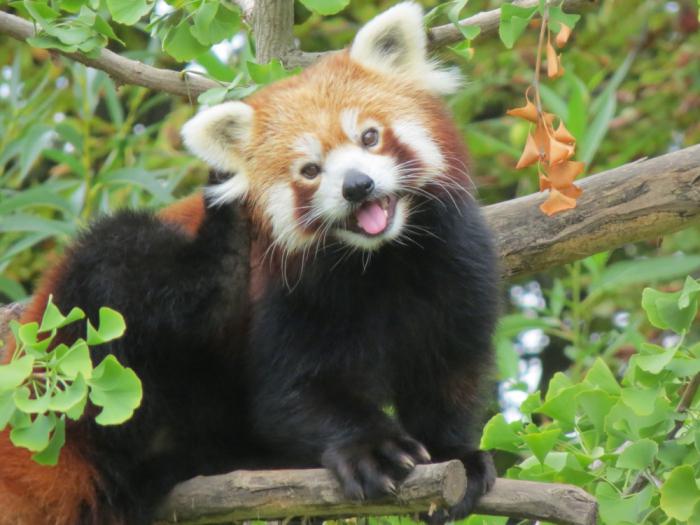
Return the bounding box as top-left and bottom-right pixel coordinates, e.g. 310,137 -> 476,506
182,101 -> 254,174
350,2 -> 461,95
204,172 -> 250,205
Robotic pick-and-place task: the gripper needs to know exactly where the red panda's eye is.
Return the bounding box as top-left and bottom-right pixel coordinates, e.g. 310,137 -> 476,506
300,163 -> 321,179
361,128 -> 379,147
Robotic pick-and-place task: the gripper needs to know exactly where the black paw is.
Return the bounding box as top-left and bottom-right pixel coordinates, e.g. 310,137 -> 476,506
322,433 -> 431,500
420,450 -> 496,525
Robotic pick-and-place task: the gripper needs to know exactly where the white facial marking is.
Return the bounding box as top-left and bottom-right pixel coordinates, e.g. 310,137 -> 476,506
205,174 -> 250,206
266,182 -> 306,252
341,108 -> 360,142
313,144 -> 398,221
294,133 -> 323,160
392,119 -> 445,177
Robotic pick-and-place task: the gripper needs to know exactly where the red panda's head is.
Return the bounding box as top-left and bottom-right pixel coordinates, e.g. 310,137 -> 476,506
182,2 -> 469,254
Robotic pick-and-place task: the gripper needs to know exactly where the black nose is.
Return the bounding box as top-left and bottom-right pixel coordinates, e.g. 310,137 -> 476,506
342,170 -> 375,203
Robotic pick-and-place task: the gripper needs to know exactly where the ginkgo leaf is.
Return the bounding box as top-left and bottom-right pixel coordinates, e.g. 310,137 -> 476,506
561,184 -> 583,199
553,120 -> 576,144
516,132 -> 541,168
507,99 -> 538,123
547,41 -> 565,78
548,137 -> 574,165
547,160 -> 585,188
556,23 -> 572,47
534,120 -> 551,163
540,188 -> 577,216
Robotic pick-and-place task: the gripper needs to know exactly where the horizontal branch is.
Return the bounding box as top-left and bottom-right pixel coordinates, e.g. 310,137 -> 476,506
153,461 -> 597,525
0,10 -> 219,99
0,0 -> 595,96
486,144 -> 700,278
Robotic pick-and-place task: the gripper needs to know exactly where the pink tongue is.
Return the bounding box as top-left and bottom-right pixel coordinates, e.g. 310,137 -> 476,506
355,201 -> 387,235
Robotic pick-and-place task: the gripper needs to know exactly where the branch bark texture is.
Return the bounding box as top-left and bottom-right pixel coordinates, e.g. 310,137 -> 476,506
153,461 -> 597,525
487,144 -> 700,278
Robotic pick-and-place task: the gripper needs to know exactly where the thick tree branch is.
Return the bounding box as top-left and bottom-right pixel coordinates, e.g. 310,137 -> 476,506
487,144 -> 700,278
153,461 -> 597,525
0,0 -> 595,96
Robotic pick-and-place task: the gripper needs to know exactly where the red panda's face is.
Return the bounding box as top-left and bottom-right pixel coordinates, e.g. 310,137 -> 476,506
183,2 -> 468,254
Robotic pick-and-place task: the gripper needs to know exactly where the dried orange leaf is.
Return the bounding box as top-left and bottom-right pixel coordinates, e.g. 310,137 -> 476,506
555,23 -> 572,48
546,41 -> 564,78
548,137 -> 574,165
539,172 -> 551,191
516,132 -> 541,169
533,120 -> 550,163
547,160 -> 585,188
553,120 -> 576,144
540,188 -> 577,216
507,99 -> 538,123
561,184 -> 583,199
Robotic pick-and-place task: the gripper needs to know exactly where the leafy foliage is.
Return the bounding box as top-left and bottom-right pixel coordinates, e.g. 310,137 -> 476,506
0,297 -> 141,465
483,278 -> 700,525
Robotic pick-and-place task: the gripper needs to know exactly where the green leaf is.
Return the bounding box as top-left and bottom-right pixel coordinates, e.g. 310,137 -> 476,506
548,6 -> 581,30
86,308 -> 126,345
595,255 -> 700,292
32,415 -> 65,465
616,438 -> 658,470
197,87 -> 230,106
299,0 -> 350,15
479,413 -> 523,453
621,387 -> 659,416
49,374 -> 88,412
660,465 -> 700,521
247,60 -> 301,85
106,0 -> 152,25
584,358 -> 621,395
93,13 -> 125,45
39,297 -> 85,333
162,19 -> 211,61
191,3 -> 240,46
10,413 -> 55,452
577,389 -> 616,433
57,341 -> 93,380
643,287 -> 698,334
0,390 -> 16,431
520,391 -> 541,416
13,385 -> 52,414
679,276 -> 700,309
98,168 -> 175,204
633,343 -> 677,374
88,356 -> 142,425
0,355 -> 35,391
498,4 -> 537,49
596,483 -> 653,525
522,428 -> 560,464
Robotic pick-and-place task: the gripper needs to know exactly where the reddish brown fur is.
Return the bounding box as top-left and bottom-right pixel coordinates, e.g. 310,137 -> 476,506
0,257 -> 100,525
0,196 -> 213,525
157,192 -> 207,237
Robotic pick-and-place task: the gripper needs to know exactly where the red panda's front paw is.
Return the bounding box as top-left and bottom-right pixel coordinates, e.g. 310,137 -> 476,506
322,434 -> 431,501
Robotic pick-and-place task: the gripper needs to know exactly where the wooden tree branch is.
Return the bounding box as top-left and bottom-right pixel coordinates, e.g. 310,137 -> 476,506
153,461 -> 597,525
487,144 -> 700,278
251,0 -> 295,65
0,0 -> 595,96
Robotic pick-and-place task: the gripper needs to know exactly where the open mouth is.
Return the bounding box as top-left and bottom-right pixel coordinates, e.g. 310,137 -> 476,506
346,195 -> 398,237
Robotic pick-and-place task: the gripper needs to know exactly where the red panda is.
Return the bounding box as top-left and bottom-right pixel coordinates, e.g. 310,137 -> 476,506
0,3 -> 499,524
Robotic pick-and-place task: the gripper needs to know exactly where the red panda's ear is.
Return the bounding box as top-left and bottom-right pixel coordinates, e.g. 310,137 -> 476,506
182,101 -> 253,174
350,2 -> 460,95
